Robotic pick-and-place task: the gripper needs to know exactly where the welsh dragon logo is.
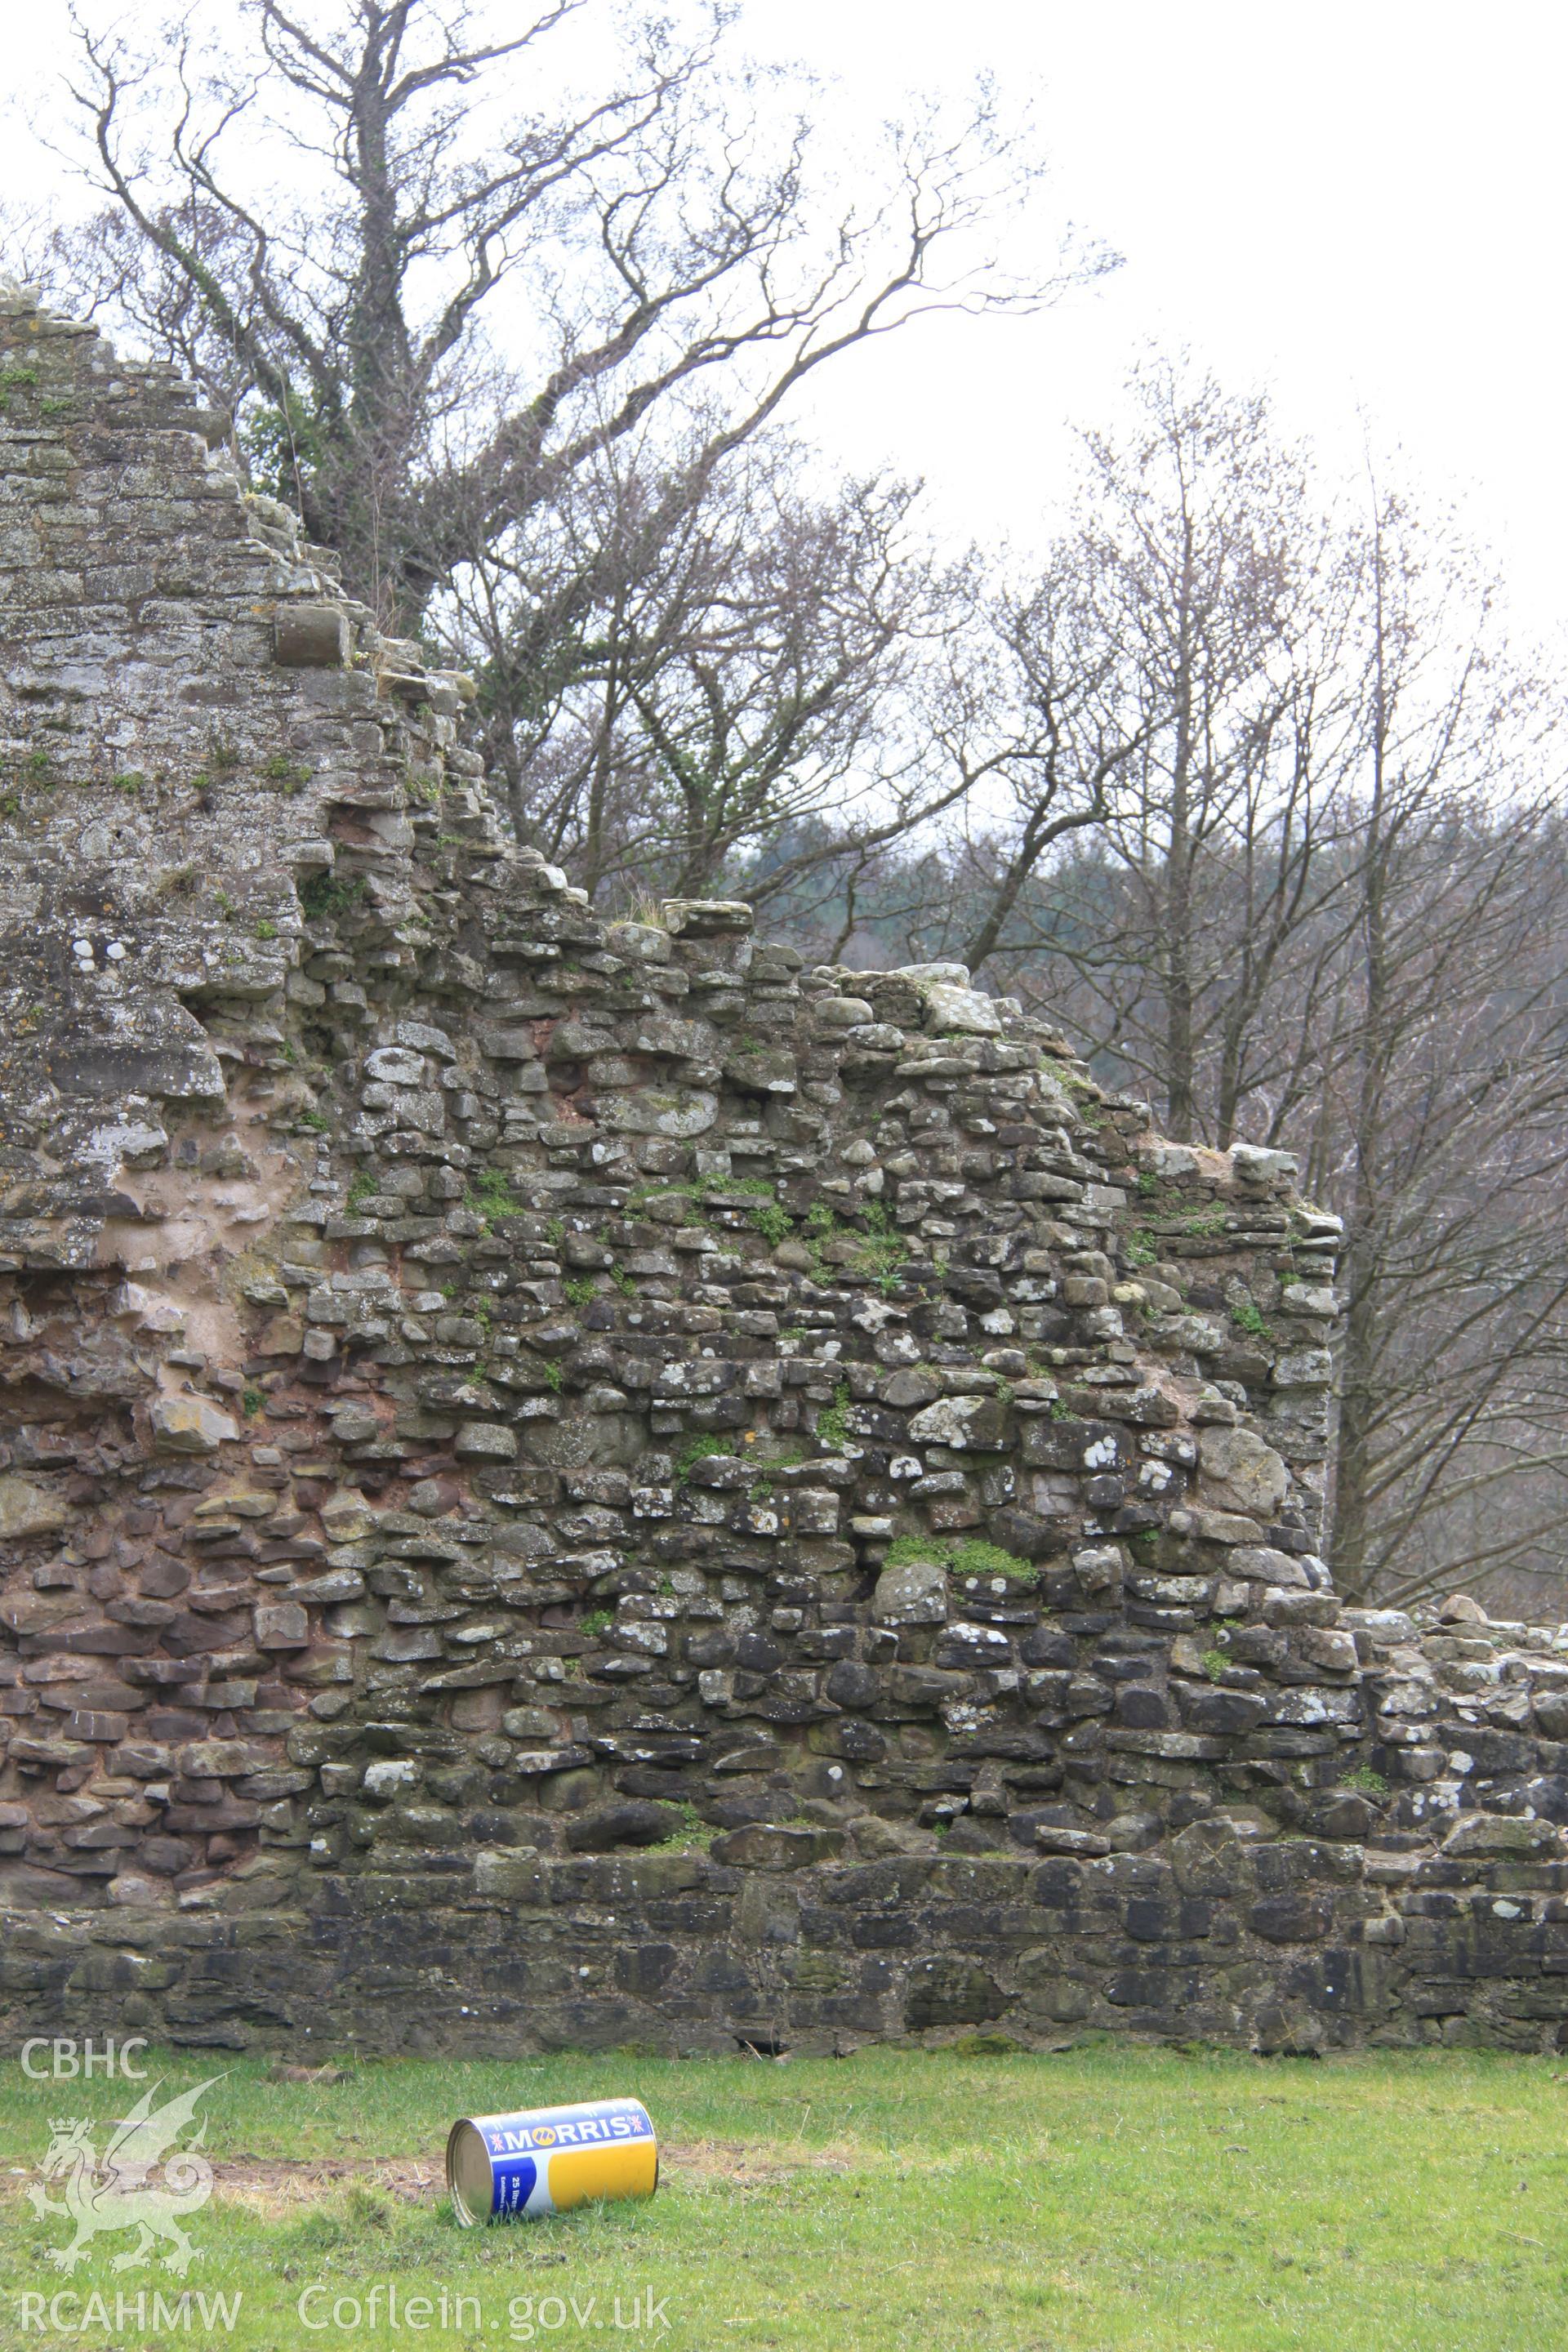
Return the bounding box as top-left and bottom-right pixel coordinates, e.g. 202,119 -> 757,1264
28,2076 -> 223,2275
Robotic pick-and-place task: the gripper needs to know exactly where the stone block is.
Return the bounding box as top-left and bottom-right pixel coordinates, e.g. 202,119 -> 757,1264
1443,1814 -> 1563,1860
0,1474 -> 71,1539
872,1559 -> 949,1627
712,1825 -> 844,1869
906,1396 -> 1009,1450
1229,1143 -> 1300,1184
454,1422 -> 519,1460
149,1396 -> 239,1455
660,898 -> 754,937
275,604 -> 350,666
254,1603 -> 310,1649
565,1802 -> 684,1851
1197,1425 -> 1290,1517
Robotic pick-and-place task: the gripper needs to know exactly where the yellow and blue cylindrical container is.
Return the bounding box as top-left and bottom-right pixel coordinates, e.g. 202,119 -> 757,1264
446,2096 -> 658,2225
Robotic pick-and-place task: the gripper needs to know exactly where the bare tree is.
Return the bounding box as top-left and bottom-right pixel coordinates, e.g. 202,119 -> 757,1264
1292,496 -> 1568,1604
42,0 -> 1106,627
800,548 -> 1152,974
434,408 -> 1165,920
902,555 -> 1138,973
972,362 -> 1360,1144
982,445 -> 1568,1608
443,421 -> 947,899
856,370 -> 1568,1610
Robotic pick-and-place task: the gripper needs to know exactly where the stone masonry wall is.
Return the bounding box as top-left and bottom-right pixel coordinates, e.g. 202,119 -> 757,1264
5,283 -> 1568,2057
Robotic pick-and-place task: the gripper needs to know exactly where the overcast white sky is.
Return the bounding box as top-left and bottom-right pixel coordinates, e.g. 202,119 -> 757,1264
4,0 -> 1564,641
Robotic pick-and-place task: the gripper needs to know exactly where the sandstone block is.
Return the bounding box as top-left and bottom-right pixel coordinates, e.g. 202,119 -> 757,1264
1197,1424 -> 1290,1517
149,1396 -> 239,1454
0,1473 -> 71,1539
920,982 -> 1002,1036
274,604 -> 350,666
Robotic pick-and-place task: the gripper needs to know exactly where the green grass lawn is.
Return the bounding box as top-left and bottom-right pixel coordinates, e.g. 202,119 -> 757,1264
2,2041 -> 1566,2350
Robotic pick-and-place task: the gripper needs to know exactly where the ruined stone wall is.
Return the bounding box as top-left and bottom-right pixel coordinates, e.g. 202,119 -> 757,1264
5,284 -> 1568,2057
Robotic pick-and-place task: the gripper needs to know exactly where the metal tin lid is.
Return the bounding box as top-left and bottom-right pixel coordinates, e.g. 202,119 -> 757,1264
446,2119 -> 492,2228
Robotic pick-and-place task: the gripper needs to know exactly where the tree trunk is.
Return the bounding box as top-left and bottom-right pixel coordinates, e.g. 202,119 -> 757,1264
1162,539 -> 1198,1140
1330,519 -> 1392,1601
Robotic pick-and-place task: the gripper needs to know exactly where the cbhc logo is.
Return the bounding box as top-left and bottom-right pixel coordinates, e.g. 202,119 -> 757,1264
19,2039 -> 149,2080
